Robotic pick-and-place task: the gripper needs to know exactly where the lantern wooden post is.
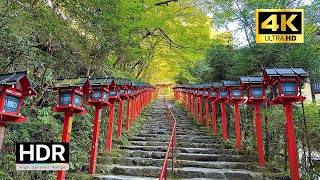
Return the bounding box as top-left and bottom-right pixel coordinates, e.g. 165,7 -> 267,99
254,103 -> 265,167
234,102 -> 241,150
56,112 -> 73,180
183,91 -> 186,107
188,90 -> 192,112
195,96 -> 199,120
106,103 -> 115,151
190,90 -> 194,116
212,100 -> 217,134
199,96 -> 203,124
125,99 -> 130,132
284,102 -> 299,180
117,100 -> 123,138
88,106 -> 101,174
205,98 -> 209,127
221,101 -> 227,141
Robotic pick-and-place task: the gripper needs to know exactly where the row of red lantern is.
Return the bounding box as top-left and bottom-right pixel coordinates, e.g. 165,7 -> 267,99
51,77 -> 157,179
0,72 -> 157,180
173,67 -> 309,180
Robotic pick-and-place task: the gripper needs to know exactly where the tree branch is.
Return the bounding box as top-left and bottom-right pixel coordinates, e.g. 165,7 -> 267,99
155,0 -> 178,6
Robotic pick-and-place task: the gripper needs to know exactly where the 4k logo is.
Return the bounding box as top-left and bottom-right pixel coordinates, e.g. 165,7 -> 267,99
256,9 -> 304,43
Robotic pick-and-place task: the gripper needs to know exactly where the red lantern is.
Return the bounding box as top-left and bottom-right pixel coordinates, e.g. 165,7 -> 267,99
0,71 -> 37,150
209,82 -> 222,135
51,77 -> 92,180
218,82 -> 230,141
222,80 -> 245,150
240,76 -> 268,167
115,78 -> 129,139
86,77 -> 112,174
264,67 -> 309,180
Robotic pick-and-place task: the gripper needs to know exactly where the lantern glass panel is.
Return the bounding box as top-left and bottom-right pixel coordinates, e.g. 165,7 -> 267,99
273,83 -> 279,97
120,90 -> 125,95
74,94 -> 82,106
4,95 -> 20,112
232,90 -> 241,97
110,91 -> 117,96
281,82 -> 296,95
205,91 -> 209,95
211,92 -> 217,96
92,90 -> 102,100
103,91 -> 108,101
220,91 -> 228,97
127,90 -> 131,94
60,93 -> 72,105
252,88 -> 263,97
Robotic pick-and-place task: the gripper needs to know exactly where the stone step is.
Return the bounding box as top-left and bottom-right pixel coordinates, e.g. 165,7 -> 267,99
93,175 -> 158,180
110,157 -> 172,167
175,167 -> 264,179
129,136 -> 220,143
120,145 -> 168,152
130,141 -> 169,146
123,150 -> 171,159
102,165 -> 264,179
177,160 -> 254,169
177,142 -> 234,149
136,133 -> 170,138
176,153 -> 248,162
128,137 -> 171,142
109,157 -> 251,170
177,147 -> 238,154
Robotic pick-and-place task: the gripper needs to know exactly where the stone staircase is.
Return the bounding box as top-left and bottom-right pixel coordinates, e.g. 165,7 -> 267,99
93,99 -> 286,180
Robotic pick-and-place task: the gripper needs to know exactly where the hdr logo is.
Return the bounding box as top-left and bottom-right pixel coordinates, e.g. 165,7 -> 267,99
16,143 -> 69,170
256,9 -> 304,43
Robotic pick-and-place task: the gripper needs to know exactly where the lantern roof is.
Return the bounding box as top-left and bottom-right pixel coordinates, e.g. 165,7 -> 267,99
53,77 -> 93,94
90,77 -> 114,86
115,78 -> 129,86
0,71 -> 37,96
222,80 -> 240,87
212,82 -> 222,88
204,83 -> 212,88
264,67 -> 309,77
240,76 -> 263,85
